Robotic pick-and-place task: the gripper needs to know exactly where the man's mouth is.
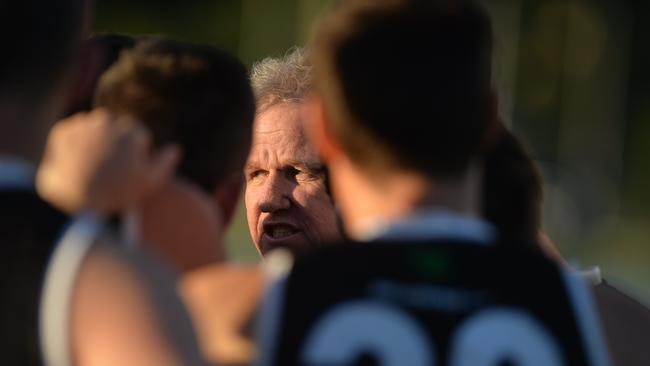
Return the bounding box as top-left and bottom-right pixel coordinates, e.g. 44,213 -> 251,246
260,222 -> 306,254
266,224 -> 298,239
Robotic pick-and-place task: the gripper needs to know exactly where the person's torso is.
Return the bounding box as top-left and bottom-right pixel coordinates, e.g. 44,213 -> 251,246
258,238 -> 611,365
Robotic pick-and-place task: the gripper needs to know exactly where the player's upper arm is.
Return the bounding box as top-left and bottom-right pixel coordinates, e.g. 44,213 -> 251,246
70,244 -> 204,366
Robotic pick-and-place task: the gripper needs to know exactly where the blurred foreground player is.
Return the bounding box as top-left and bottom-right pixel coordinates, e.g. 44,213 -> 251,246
255,0 -> 611,364
38,112 -> 207,365
94,38 -> 255,272
0,0 -> 205,364
92,37 -> 264,365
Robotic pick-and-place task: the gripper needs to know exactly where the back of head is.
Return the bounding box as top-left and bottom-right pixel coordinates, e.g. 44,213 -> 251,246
482,128 -> 543,248
95,38 -> 255,192
312,0 -> 493,179
0,0 -> 86,101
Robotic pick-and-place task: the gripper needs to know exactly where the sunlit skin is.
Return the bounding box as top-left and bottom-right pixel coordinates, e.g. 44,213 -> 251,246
244,102 -> 341,255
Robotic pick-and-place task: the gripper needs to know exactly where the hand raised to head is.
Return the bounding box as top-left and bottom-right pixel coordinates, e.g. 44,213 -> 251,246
37,108 -> 181,215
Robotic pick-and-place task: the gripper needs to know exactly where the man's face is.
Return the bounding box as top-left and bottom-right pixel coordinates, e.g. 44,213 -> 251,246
245,102 -> 340,255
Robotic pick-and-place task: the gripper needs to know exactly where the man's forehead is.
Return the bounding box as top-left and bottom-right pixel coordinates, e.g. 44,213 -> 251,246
248,103 -> 320,167
252,123 -> 305,144
252,119 -> 307,148
247,139 -> 319,166
253,103 -> 305,135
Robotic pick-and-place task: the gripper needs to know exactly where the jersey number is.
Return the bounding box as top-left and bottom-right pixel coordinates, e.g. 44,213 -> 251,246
301,300 -> 563,365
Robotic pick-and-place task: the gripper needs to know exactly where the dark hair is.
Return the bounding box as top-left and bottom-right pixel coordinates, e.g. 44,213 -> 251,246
95,38 -> 255,192
482,128 -> 543,248
0,0 -> 86,99
312,0 -> 493,179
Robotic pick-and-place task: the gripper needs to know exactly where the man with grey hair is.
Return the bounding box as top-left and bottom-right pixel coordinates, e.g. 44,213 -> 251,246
177,48 -> 343,365
244,47 -> 341,255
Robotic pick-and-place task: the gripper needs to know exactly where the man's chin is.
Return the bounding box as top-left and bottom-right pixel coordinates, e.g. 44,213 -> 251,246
260,232 -> 312,256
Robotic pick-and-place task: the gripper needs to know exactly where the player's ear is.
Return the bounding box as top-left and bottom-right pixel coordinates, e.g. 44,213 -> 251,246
303,93 -> 343,166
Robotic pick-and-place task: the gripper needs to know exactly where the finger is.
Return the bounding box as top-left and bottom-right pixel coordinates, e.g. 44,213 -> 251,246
90,107 -> 109,117
49,111 -> 86,139
82,108 -> 108,129
87,108 -> 113,124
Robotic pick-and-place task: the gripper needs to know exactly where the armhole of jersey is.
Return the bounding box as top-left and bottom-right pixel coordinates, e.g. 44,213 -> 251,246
562,271 -> 613,366
39,213 -> 103,366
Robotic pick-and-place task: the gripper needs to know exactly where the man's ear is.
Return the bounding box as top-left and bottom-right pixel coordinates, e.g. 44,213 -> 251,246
303,94 -> 342,165
213,176 -> 243,228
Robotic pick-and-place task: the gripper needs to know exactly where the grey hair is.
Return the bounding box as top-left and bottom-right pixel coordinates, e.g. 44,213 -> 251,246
250,47 -> 311,111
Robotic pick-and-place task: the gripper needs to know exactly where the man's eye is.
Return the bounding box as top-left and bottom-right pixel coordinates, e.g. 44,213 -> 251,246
248,170 -> 267,181
296,170 -> 321,182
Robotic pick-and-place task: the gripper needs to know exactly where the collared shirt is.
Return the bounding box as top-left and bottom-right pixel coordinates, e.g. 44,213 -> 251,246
355,209 -> 497,245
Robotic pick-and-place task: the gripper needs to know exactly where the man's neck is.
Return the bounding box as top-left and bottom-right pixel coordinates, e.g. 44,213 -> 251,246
332,160 -> 482,240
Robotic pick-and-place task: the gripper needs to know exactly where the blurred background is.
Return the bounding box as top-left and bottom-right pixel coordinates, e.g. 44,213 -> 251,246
94,0 -> 649,301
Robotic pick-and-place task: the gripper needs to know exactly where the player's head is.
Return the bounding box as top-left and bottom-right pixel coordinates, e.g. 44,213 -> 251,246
95,38 -> 255,271
95,37 -> 255,194
310,0 -> 494,181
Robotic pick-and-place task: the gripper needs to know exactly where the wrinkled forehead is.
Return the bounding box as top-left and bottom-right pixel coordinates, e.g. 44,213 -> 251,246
249,102 -> 319,164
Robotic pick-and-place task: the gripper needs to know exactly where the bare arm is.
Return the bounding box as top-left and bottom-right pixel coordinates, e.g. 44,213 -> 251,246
71,244 -> 205,366
37,108 -> 180,215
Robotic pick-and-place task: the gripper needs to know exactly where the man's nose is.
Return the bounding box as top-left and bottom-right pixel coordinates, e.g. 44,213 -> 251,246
258,172 -> 291,213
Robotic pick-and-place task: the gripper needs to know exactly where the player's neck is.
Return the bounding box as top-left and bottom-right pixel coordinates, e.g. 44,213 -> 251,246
333,160 -> 482,240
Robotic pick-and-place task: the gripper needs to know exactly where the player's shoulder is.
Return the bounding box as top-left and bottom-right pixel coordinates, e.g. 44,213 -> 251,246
259,239 -> 609,365
295,238 -> 556,273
